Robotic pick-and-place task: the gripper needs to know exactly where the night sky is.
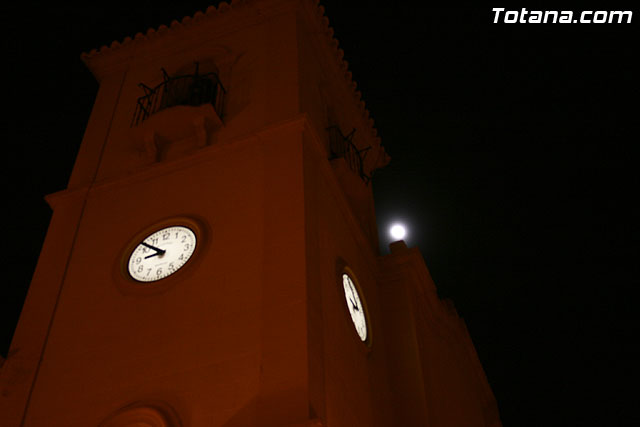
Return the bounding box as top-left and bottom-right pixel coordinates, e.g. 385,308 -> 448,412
2,3 -> 637,425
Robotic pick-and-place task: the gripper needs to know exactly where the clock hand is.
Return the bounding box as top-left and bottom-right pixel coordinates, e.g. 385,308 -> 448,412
349,298 -> 359,311
144,252 -> 163,259
141,242 -> 166,256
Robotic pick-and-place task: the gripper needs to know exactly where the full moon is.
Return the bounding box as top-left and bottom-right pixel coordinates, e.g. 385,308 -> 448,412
390,224 -> 407,240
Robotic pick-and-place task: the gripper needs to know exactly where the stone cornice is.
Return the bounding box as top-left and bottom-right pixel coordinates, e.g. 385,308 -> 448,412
82,0 -> 246,62
81,0 -> 296,81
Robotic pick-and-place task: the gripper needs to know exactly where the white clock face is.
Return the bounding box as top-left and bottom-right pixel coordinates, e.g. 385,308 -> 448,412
128,225 -> 197,282
342,273 -> 368,342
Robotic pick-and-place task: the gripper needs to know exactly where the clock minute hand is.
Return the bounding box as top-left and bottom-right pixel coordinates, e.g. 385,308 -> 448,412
141,242 -> 166,256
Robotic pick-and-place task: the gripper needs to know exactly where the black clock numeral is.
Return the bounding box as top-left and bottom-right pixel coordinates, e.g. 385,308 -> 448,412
135,257 -> 142,264
146,268 -> 152,277
156,268 -> 163,276
181,235 -> 187,243
137,265 -> 143,273
168,263 -> 175,271
163,232 -> 170,240
184,243 -> 190,251
178,254 -> 184,261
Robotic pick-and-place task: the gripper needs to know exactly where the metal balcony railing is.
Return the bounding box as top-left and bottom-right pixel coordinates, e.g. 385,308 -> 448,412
132,64 -> 225,127
327,125 -> 372,184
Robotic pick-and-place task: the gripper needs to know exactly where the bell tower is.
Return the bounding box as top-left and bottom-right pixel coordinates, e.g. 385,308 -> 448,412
0,1 -> 501,426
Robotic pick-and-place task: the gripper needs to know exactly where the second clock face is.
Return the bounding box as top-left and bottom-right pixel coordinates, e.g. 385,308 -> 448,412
342,273 -> 368,342
128,225 -> 197,282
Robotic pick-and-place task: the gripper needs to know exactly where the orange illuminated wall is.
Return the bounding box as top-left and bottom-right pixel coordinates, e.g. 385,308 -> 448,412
0,1 -> 501,426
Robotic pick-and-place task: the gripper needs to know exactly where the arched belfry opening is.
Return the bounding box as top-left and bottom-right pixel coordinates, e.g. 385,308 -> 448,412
132,62 -> 226,127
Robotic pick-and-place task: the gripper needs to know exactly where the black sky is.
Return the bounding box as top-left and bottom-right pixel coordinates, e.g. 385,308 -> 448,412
2,3 -> 638,426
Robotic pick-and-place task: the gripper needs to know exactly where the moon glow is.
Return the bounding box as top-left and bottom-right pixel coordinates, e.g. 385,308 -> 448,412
390,224 -> 407,240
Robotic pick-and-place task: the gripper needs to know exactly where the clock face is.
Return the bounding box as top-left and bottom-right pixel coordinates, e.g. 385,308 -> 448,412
128,225 -> 197,282
342,273 -> 368,342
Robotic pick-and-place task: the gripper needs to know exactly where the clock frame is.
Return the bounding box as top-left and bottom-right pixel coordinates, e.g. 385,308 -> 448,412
127,225 -> 197,282
115,216 -> 208,295
339,266 -> 372,347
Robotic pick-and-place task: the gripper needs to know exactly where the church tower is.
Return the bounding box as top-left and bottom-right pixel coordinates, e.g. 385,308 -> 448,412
0,1 -> 501,426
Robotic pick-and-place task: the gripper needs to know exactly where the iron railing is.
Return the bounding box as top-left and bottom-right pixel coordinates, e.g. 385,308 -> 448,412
132,64 -> 225,126
327,125 -> 371,184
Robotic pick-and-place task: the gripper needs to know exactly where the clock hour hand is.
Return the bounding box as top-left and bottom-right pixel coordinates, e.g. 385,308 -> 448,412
349,298 -> 359,311
144,252 -> 162,259
141,242 -> 166,257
